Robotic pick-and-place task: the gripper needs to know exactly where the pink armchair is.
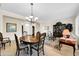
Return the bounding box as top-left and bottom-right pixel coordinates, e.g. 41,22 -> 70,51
59,29 -> 76,56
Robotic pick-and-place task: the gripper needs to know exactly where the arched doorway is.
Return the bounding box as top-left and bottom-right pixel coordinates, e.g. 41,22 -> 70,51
32,26 -> 35,36
22,25 -> 24,36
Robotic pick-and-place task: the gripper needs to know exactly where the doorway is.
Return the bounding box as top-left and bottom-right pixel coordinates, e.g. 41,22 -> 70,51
32,26 -> 35,36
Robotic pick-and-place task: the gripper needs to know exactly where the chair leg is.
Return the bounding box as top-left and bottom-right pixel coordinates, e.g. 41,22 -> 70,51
42,47 -> 45,55
37,50 -> 39,56
16,50 -> 18,55
8,37 -> 11,46
23,48 -> 28,54
17,50 -> 20,56
16,50 -> 20,56
27,47 -> 29,54
9,41 -> 11,46
73,46 -> 75,56
4,44 -> 5,49
2,43 -> 5,49
59,42 -> 61,50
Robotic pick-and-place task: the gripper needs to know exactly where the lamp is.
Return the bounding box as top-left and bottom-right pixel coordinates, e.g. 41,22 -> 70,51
26,3 -> 38,23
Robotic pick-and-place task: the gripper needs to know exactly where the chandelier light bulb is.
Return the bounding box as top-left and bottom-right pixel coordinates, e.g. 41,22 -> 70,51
28,18 -> 31,21
34,17 -> 38,21
29,16 -> 33,18
25,3 -> 38,23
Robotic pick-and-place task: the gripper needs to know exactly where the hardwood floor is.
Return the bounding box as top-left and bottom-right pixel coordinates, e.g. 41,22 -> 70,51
0,40 -> 79,56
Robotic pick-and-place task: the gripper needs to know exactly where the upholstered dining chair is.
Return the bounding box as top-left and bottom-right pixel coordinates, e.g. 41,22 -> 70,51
31,32 -> 46,56
14,34 -> 28,56
0,32 -> 11,49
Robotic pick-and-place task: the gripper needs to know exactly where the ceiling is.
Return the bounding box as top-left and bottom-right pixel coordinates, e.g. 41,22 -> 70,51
0,3 -> 79,23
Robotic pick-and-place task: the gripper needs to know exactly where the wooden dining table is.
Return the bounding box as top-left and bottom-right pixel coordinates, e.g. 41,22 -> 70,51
19,35 -> 39,56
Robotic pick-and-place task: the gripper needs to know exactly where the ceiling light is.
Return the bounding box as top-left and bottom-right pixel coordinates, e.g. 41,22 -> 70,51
26,3 -> 38,23
34,17 -> 38,21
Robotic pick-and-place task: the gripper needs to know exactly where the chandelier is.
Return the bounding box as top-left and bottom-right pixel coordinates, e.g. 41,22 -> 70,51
26,3 -> 38,23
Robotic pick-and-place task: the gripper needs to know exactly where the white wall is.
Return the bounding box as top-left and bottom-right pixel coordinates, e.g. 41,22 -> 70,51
75,15 -> 79,36
0,8 -> 77,40
23,22 -> 32,35
0,14 -> 3,32
3,16 -> 26,40
0,9 -> 25,20
0,9 -> 40,40
0,9 -> 29,40
0,9 -> 26,32
2,16 -> 35,40
39,16 -> 76,36
23,22 -> 40,35
56,16 -> 76,34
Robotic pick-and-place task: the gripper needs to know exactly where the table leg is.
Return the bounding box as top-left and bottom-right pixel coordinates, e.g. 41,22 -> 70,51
29,44 -> 32,56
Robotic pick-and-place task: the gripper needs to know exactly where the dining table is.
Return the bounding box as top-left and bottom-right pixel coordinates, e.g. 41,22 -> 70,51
19,35 -> 39,56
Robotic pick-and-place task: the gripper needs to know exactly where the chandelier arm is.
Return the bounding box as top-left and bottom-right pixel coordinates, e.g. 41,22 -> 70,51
27,3 -> 38,23
31,3 -> 33,17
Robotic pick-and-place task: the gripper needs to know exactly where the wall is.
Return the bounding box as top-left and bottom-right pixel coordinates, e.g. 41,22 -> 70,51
23,22 -> 32,35
24,22 -> 41,36
0,9 -> 29,40
1,16 -> 36,40
55,16 -> 76,34
0,9 -> 77,40
0,14 -> 3,32
39,16 -> 76,36
0,9 -> 25,20
0,9 -> 26,33
3,16 -> 26,40
0,9 -> 43,37
75,15 -> 79,36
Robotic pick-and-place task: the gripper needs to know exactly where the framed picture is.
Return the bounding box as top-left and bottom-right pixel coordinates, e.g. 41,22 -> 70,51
6,23 -> 17,32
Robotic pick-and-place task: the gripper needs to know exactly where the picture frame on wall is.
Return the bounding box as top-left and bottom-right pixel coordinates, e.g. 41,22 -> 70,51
6,23 -> 17,32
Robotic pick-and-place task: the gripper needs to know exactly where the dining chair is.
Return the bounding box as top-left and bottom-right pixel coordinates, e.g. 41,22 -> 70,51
31,32 -> 46,56
0,32 -> 11,49
14,34 -> 29,56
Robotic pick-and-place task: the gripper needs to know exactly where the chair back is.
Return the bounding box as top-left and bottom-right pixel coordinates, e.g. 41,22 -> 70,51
39,33 -> 46,47
14,34 -> 20,50
36,31 -> 41,41
41,33 -> 46,42
0,32 -> 3,41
